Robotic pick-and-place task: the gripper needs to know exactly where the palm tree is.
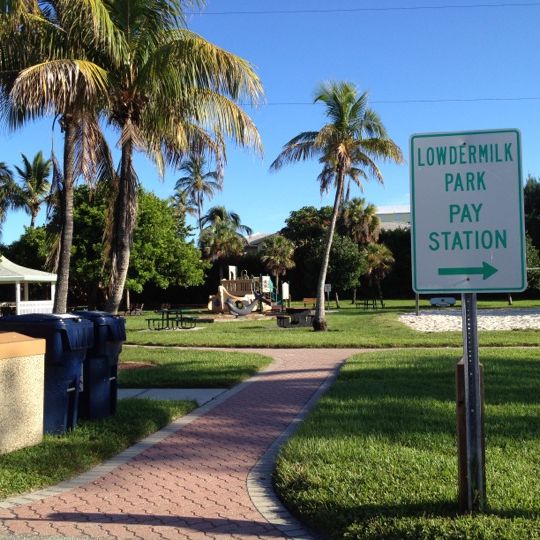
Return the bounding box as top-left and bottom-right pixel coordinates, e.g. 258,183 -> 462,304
199,205 -> 252,278
102,0 -> 263,314
364,242 -> 395,307
271,81 -> 403,331
259,234 -> 295,294
341,197 -> 380,245
1,0 -> 119,313
175,154 -> 222,236
14,152 -> 52,227
0,162 -> 19,237
200,205 -> 253,237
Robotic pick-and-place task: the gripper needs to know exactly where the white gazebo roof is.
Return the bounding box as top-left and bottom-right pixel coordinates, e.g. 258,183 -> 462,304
0,256 -> 57,283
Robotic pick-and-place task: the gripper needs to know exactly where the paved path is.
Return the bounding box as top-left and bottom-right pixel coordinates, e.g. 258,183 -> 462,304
0,349 -> 363,539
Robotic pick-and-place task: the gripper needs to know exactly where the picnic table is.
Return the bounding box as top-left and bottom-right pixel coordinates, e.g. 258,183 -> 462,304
146,308 -> 196,330
276,308 -> 315,328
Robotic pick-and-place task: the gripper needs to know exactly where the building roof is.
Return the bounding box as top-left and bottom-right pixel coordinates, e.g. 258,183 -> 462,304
0,256 -> 57,283
376,204 -> 411,215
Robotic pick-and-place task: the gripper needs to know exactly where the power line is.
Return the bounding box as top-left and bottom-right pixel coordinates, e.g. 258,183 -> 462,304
186,2 -> 540,16
244,96 -> 540,106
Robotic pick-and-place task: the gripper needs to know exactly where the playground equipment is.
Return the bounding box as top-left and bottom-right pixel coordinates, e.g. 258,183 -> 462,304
207,276 -> 268,314
207,268 -> 290,315
226,292 -> 270,317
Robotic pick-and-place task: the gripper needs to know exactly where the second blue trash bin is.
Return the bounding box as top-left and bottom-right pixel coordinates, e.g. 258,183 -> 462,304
0,313 -> 94,434
73,311 -> 126,420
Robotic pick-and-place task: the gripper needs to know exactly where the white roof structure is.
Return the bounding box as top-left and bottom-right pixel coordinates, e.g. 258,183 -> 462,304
0,256 -> 57,283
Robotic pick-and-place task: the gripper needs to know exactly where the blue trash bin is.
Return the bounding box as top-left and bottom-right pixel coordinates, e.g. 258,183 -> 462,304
0,314 -> 94,434
73,311 -> 126,420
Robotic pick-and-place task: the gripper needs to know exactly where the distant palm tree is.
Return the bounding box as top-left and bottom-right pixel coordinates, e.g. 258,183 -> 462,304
341,197 -> 380,245
364,242 -> 395,306
271,81 -> 403,331
200,206 -> 253,237
175,155 -> 222,236
14,152 -> 52,227
0,162 -> 18,237
199,206 -> 253,278
260,234 -> 296,293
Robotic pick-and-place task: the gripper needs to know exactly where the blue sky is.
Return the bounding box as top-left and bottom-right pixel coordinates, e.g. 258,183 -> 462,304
2,0 -> 540,244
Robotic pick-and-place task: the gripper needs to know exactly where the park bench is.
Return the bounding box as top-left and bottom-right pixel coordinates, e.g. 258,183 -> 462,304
430,297 -> 456,307
303,297 -> 317,308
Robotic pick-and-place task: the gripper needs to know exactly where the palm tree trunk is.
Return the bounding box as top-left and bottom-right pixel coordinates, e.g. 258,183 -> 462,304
313,168 -> 344,331
105,118 -> 138,314
30,209 -> 37,228
53,115 -> 76,314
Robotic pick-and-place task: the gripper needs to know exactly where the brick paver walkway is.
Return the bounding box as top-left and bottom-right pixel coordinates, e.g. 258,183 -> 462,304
0,348 -> 361,539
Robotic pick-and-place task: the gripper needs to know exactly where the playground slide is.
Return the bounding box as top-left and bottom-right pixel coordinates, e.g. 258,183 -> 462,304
225,293 -> 264,317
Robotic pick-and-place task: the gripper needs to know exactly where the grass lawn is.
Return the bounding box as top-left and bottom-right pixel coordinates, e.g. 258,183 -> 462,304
274,348 -> 540,539
124,300 -> 540,348
119,347 -> 272,387
0,399 -> 194,500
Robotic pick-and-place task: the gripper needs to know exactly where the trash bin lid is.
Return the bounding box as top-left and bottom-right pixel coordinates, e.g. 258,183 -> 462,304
0,313 -> 94,350
72,311 -> 126,341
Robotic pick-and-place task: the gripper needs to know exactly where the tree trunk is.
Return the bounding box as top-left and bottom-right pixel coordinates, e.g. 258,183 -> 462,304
105,118 -> 138,314
30,209 -> 37,228
351,287 -> 357,304
53,115 -> 76,314
313,167 -> 344,331
335,292 -> 340,309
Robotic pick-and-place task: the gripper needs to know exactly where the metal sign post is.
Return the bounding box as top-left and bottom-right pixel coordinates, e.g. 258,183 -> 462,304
458,293 -> 486,512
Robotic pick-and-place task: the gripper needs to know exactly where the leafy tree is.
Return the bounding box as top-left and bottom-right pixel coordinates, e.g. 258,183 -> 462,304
362,242 -> 395,305
259,234 -> 295,292
127,191 -> 208,297
525,175 -> 540,250
175,154 -> 222,236
271,82 -> 403,330
281,206 -> 333,246
102,0 -> 263,314
306,234 -> 367,296
13,152 -> 52,227
526,234 -> 540,293
2,226 -> 48,269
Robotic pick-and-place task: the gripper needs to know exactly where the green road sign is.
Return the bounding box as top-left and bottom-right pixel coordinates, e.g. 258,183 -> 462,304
410,129 -> 526,293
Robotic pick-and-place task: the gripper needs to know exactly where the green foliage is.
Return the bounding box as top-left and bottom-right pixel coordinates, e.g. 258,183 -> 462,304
127,191 -> 208,293
526,234 -> 540,292
525,175 -> 540,250
0,399 -> 194,499
2,225 -> 49,268
275,349 -> 540,539
119,347 -> 271,388
281,206 -> 333,246
305,234 -> 367,294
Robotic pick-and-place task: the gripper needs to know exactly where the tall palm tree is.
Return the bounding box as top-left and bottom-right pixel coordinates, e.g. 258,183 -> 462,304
1,0 -> 119,313
102,0 -> 263,314
341,197 -> 380,245
364,242 -> 395,306
271,81 -> 403,331
259,234 -> 295,293
175,154 -> 222,236
14,152 -> 52,227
